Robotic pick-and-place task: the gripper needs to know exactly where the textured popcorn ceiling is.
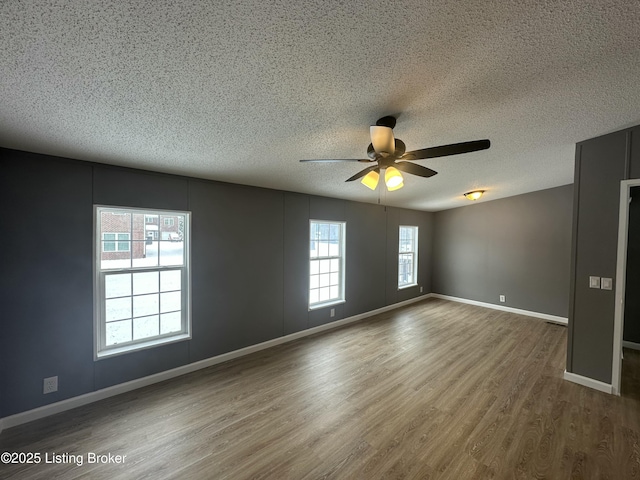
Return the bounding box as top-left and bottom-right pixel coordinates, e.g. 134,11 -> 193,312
1,1 -> 640,211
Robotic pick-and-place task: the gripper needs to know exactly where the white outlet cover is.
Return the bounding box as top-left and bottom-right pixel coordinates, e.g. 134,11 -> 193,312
499,295 -> 506,302
601,277 -> 613,290
43,376 -> 58,394
589,276 -> 601,288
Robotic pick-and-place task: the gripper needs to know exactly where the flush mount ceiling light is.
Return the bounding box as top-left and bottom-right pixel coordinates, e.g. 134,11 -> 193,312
464,190 -> 485,200
300,116 -> 491,192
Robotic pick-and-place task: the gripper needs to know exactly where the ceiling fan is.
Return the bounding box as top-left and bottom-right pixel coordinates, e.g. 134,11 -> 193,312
300,116 -> 490,191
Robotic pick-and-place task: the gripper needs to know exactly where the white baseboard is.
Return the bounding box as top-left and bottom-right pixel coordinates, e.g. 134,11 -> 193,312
563,370 -> 614,394
623,340 -> 640,351
0,293 -> 433,433
430,294 -> 568,325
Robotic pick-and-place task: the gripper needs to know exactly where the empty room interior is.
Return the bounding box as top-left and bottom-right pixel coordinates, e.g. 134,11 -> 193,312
1,1 -> 640,479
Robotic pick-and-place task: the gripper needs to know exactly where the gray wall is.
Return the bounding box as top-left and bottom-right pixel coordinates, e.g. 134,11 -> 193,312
432,185 -> 573,317
0,148 -> 433,418
567,125 -> 640,384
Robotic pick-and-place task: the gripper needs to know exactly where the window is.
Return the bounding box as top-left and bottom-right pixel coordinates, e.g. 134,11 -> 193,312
398,226 -> 418,288
309,220 -> 345,308
102,233 -> 130,252
95,206 -> 191,358
145,215 -> 156,224
164,217 -> 174,227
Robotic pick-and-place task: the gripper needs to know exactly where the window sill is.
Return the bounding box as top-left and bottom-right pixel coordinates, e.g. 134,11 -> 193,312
398,284 -> 418,291
95,333 -> 191,361
308,299 -> 345,311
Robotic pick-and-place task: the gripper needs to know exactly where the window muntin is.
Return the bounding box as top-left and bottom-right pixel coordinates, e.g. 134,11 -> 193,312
309,221 -> 345,308
95,206 -> 190,358
398,226 -> 418,288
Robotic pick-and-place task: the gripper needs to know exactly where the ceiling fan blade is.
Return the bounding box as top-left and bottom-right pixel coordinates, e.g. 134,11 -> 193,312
370,126 -> 395,155
345,165 -> 379,182
300,158 -> 372,163
395,162 -> 438,178
402,139 -> 490,160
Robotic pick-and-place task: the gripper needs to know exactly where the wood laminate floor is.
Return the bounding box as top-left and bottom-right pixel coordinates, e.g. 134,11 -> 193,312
1,298 -> 639,479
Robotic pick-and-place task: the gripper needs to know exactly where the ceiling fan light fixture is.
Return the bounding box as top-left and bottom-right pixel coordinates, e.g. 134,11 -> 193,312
370,125 -> 395,154
464,190 -> 485,200
385,166 -> 403,190
387,181 -> 404,192
361,170 -> 380,190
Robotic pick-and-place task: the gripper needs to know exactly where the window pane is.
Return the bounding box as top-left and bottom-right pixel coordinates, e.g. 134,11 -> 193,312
105,274 -> 131,298
310,240 -> 319,259
330,286 -> 339,299
329,272 -> 339,286
310,275 -> 319,289
133,272 -> 158,295
330,258 -> 339,272
319,273 -> 330,287
161,291 -> 181,313
319,287 -> 330,301
106,320 -> 132,346
134,315 -> 159,340
310,260 -> 319,275
160,312 -> 182,334
131,240 -> 158,268
131,214 -> 147,241
330,224 -> 340,242
328,242 -> 340,257
161,270 -> 181,292
318,240 -> 328,257
105,297 -> 131,322
159,241 -> 184,266
101,211 -> 131,234
101,239 -> 131,270
319,259 -> 331,273
133,293 -> 159,318
309,289 -> 319,304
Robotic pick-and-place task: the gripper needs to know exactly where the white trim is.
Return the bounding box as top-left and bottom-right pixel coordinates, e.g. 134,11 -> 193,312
623,340 -> 640,351
0,294 -> 433,432
612,179 -> 640,396
430,293 -> 568,325
563,370 -> 613,394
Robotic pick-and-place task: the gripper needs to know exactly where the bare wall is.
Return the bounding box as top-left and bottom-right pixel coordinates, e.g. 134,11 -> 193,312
0,148 -> 433,418
432,185 -> 573,317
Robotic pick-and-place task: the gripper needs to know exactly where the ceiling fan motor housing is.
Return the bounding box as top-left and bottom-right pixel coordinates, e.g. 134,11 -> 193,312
367,138 -> 406,161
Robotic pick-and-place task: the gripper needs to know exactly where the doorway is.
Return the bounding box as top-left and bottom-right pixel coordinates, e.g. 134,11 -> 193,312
613,180 -> 640,396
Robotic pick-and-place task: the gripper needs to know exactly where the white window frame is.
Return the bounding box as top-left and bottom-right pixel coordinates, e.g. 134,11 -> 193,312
309,220 -> 346,309
398,225 -> 419,289
102,232 -> 131,252
94,206 -> 191,359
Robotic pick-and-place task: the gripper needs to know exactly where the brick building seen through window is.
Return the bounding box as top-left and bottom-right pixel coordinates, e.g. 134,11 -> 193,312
100,212 -> 182,262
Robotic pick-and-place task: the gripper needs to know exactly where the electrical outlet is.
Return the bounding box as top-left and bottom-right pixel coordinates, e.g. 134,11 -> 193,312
330,308 -> 335,318
420,286 -> 423,293
499,295 -> 506,303
43,376 -> 58,394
